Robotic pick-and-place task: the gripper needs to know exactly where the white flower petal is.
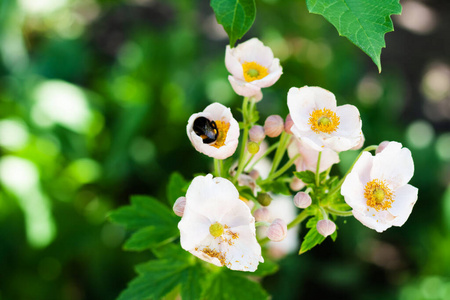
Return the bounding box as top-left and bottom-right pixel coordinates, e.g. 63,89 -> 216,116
352,209 -> 392,233
236,38 -> 274,67
334,104 -> 362,138
287,87 -> 319,132
252,67 -> 283,88
390,184 -> 418,226
341,172 -> 367,212
225,45 -> 245,80
371,143 -> 414,188
228,75 -> 263,100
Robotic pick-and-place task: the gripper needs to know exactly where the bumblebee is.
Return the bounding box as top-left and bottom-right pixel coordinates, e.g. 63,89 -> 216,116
193,117 -> 218,144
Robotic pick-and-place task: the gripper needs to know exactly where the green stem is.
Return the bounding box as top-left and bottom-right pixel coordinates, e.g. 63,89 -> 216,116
328,145 -> 378,197
255,221 -> 271,227
259,210 -> 310,245
269,132 -> 290,177
232,97 -> 250,183
324,207 -> 353,217
214,158 -> 221,177
262,153 -> 300,183
315,151 -> 322,186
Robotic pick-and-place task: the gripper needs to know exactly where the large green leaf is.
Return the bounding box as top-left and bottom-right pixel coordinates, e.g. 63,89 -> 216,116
211,0 -> 256,47
306,0 -> 402,72
109,195 -> 179,251
117,258 -> 205,300
166,172 -> 189,206
201,269 -> 269,300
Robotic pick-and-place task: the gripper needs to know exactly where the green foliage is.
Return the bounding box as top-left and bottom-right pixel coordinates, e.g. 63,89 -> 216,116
202,269 -> 269,300
167,172 -> 189,206
109,196 -> 179,251
294,170 -> 316,185
260,177 -> 291,195
211,0 -> 256,47
306,0 -> 402,72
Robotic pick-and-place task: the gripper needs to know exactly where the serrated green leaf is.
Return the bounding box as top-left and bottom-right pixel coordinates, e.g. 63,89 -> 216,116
109,195 -> 177,230
202,270 -> 269,300
211,0 -> 256,47
119,257 -> 206,300
118,259 -> 188,300
167,172 -> 189,206
299,216 -> 325,254
109,196 -> 179,252
123,226 -> 179,251
294,170 -> 315,184
306,0 -> 402,72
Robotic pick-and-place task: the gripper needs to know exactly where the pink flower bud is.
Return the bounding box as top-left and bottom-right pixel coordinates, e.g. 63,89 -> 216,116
249,169 -> 260,180
351,133 -> 365,150
264,115 -> 284,138
285,114 -> 294,134
253,207 -> 271,222
293,192 -> 312,208
376,141 -> 390,154
290,177 -> 306,191
173,197 -> 186,217
267,218 -> 287,242
316,219 -> 336,237
249,125 -> 265,142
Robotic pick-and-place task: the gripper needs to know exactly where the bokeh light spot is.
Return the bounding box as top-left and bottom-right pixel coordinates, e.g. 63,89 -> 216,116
406,120 -> 434,149
436,133 -> 450,161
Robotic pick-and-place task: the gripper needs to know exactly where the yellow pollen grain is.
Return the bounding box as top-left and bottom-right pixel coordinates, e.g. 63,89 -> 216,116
201,247 -> 226,266
211,121 -> 230,149
364,179 -> 394,211
308,108 -> 340,134
242,61 -> 269,82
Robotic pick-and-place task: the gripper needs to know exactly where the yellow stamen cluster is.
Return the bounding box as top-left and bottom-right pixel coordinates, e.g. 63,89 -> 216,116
212,121 -> 230,148
308,108 -> 340,134
242,61 -> 269,82
364,179 -> 394,211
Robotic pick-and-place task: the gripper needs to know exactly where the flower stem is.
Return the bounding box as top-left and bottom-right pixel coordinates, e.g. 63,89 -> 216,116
255,221 -> 271,227
268,132 -> 290,177
262,153 -> 300,183
324,207 -> 353,217
232,97 -> 250,183
315,151 -> 322,186
214,158 -> 221,177
328,145 -> 378,197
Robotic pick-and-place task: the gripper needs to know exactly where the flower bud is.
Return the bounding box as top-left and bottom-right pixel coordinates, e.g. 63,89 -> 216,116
264,115 -> 284,138
351,133 -> 365,150
267,218 -> 287,242
249,125 -> 265,142
293,192 -> 312,208
247,141 -> 260,155
253,207 -> 271,222
316,219 -> 336,237
173,196 -> 186,217
284,114 -> 294,135
249,169 -> 260,180
290,177 -> 306,191
257,192 -> 272,206
376,141 -> 390,154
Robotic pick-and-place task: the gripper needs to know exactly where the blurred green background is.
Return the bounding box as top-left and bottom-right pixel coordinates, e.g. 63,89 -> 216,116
0,0 -> 449,299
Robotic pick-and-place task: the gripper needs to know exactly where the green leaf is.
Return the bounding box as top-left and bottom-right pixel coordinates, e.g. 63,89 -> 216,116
260,178 -> 291,195
294,170 -> 315,185
306,0 -> 402,72
123,226 -> 179,251
167,172 -> 189,206
211,0 -> 256,47
299,216 -> 325,254
202,270 -> 269,300
109,196 -> 179,251
118,258 -> 206,300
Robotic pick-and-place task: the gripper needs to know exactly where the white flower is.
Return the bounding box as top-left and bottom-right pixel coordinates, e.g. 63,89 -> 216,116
341,142 -> 418,232
287,136 -> 340,174
225,38 -> 283,101
287,86 -> 363,152
186,103 -> 240,159
178,174 -> 263,271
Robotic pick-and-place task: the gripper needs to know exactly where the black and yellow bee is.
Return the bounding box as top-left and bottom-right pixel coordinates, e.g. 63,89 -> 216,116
193,117 -> 218,144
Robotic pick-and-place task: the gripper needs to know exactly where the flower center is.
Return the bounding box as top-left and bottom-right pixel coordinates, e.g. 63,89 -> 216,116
209,222 -> 224,237
211,121 -> 230,149
242,61 -> 269,82
364,179 -> 394,211
308,108 -> 340,134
